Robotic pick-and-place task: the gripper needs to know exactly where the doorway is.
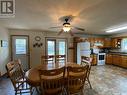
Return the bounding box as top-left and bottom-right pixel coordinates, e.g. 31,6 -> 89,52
46,38 -> 67,61
11,35 -> 30,70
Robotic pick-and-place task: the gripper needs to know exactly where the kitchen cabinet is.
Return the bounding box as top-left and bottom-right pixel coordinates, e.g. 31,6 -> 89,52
121,56 -> 127,68
74,37 -> 112,48
106,54 -> 112,64
112,54 -> 121,66
111,38 -> 117,48
73,37 -> 90,43
89,37 -> 95,47
111,38 -> 121,48
104,38 -> 111,47
96,38 -> 104,43
107,53 -> 127,68
90,54 -> 97,66
94,38 -> 104,47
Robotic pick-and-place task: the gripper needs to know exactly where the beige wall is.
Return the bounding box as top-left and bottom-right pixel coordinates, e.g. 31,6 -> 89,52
0,26 -> 10,75
9,29 -> 74,68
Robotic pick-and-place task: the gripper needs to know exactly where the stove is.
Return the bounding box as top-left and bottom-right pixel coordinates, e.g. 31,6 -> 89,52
98,53 -> 106,65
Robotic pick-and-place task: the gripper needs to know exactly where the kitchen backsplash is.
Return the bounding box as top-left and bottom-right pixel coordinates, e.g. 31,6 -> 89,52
109,48 -> 127,53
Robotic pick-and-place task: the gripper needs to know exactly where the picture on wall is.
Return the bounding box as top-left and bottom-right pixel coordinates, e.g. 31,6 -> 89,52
1,40 -> 8,47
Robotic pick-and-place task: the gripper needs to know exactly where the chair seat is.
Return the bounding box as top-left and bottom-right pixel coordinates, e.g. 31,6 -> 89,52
44,87 -> 63,95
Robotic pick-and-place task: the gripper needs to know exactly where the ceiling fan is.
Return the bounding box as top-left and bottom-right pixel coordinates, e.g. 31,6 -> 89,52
50,15 -> 85,36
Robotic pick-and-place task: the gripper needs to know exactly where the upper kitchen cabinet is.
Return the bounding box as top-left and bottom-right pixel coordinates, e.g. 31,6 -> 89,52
111,38 -> 122,48
93,38 -> 104,48
74,37 -> 123,49
104,38 -> 111,47
74,37 -> 90,43
89,37 -> 95,47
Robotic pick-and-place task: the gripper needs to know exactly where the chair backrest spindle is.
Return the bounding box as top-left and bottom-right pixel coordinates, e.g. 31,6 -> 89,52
67,65 -> 89,94
38,67 -> 65,95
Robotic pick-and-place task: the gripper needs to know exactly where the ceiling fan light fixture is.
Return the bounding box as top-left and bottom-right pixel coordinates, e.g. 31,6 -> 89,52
63,23 -> 71,32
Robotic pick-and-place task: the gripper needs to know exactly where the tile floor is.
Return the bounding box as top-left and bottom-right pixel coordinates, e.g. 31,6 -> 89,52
0,65 -> 127,95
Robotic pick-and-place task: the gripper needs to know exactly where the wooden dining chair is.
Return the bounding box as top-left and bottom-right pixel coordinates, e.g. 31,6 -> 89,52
14,59 -> 25,73
6,61 -> 33,95
56,55 -> 66,63
81,56 -> 93,89
67,65 -> 89,95
38,67 -> 66,95
41,55 -> 54,64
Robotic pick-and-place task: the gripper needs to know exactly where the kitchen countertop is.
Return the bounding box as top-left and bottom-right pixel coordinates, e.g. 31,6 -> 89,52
107,52 -> 127,56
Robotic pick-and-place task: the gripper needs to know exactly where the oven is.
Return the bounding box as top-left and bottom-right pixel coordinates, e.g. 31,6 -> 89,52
98,53 -> 106,65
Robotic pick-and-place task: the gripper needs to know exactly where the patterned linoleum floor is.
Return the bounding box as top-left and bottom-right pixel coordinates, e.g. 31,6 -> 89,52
0,65 -> 127,95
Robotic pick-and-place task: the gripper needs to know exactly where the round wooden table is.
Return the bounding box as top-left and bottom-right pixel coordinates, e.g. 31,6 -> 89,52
25,62 -> 80,86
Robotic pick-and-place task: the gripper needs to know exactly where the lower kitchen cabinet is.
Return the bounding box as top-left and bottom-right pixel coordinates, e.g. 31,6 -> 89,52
106,54 -> 112,64
112,54 -> 121,66
106,53 -> 127,68
90,54 -> 97,66
121,56 -> 127,68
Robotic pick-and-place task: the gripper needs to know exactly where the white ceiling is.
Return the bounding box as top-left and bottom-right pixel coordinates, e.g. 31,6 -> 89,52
0,0 -> 127,35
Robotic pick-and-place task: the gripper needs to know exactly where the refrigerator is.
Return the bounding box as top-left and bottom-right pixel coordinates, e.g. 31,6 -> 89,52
77,41 -> 91,64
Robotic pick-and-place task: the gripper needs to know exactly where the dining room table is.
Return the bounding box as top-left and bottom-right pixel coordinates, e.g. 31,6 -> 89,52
25,62 -> 81,87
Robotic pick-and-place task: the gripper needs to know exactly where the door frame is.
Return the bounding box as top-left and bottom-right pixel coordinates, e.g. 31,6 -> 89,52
45,37 -> 68,62
10,35 -> 30,69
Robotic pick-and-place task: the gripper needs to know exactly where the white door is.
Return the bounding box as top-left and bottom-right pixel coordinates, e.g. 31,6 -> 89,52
57,39 -> 66,55
12,36 -> 30,70
46,38 -> 67,61
47,39 -> 56,56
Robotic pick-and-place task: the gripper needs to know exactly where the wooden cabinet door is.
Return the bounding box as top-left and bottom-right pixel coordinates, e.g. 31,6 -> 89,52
118,56 -> 122,66
104,38 -> 111,47
95,38 -> 104,44
90,54 -> 97,66
112,38 -> 117,48
106,54 -> 112,64
112,55 -> 120,66
121,56 -> 127,68
111,38 -> 121,48
89,38 -> 95,47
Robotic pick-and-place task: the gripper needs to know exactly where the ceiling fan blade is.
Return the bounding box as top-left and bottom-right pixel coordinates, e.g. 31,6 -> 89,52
74,27 -> 85,31
49,26 -> 62,28
69,30 -> 74,36
57,29 -> 63,35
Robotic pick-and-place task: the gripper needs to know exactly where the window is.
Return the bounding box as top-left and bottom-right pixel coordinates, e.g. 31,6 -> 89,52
47,41 -> 55,55
121,38 -> 127,51
16,39 -> 26,54
59,41 -> 65,55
